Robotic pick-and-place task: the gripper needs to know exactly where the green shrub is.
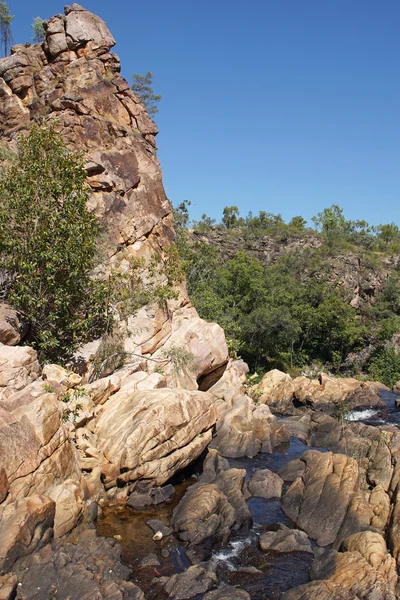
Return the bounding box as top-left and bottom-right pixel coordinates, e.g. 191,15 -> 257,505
0,125 -> 108,362
366,346 -> 400,387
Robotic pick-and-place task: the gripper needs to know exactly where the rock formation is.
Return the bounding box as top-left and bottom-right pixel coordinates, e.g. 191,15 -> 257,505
1,4 -> 400,600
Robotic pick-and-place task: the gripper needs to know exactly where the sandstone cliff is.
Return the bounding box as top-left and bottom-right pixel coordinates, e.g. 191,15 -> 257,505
0,3 -> 237,576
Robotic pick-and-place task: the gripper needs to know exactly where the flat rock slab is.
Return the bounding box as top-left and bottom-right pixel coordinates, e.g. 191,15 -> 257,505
259,526 -> 313,554
146,519 -> 173,537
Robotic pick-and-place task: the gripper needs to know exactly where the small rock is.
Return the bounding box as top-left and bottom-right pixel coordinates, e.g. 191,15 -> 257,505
139,553 -> 161,568
153,531 -> 163,541
147,519 -> 173,537
203,583 -> 251,599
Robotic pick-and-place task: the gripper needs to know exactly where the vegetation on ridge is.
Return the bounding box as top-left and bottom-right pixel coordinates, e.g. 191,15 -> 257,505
174,202 -> 400,385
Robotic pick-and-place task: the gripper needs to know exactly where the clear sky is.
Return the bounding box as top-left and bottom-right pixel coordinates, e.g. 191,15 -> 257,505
7,0 -> 400,226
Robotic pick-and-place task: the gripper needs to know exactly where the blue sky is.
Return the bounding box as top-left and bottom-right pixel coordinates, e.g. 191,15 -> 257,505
8,0 -> 400,226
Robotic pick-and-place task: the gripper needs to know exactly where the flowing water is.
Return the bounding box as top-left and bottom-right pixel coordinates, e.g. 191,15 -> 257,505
96,391 -> 400,598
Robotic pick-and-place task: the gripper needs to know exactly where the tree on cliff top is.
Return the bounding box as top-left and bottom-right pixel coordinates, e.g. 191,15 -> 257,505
0,125 -> 108,362
131,71 -> 161,116
0,1 -> 13,56
31,17 -> 45,44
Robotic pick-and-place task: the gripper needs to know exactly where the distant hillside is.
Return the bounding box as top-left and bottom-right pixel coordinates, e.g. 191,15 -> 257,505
175,203 -> 400,385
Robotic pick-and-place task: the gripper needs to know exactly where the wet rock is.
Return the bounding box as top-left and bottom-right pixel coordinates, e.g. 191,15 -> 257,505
139,553 -> 161,567
127,484 -> 175,509
214,468 -> 252,530
259,524 -> 313,554
11,524 -> 145,599
248,469 -> 283,499
146,519 -> 173,537
203,583 -> 251,599
278,458 -> 305,483
281,450 -> 359,546
199,449 -> 230,483
158,562 -> 217,599
171,483 -> 235,545
198,450 -> 252,532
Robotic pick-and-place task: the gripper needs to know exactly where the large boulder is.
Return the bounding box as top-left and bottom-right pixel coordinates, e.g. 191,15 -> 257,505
171,483 -> 236,545
248,469 -> 284,499
0,382 -> 81,502
281,450 -> 359,546
151,309 -> 229,388
0,495 -> 55,574
158,562 -> 218,599
94,388 -> 218,487
255,369 -> 294,411
171,450 -> 251,546
0,345 -> 40,401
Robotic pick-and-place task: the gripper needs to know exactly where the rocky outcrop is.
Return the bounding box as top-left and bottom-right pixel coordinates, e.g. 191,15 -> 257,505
0,4 -> 168,260
9,524 -> 145,600
158,562 -> 218,599
0,495 -> 55,574
94,387 -> 218,489
0,344 -> 40,401
255,369 -> 385,414
281,451 -> 359,547
191,230 -> 392,310
210,394 -> 289,457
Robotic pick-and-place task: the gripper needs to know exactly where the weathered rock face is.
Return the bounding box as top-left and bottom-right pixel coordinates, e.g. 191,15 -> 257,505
94,388 -> 219,488
10,524 -> 145,600
210,394 -> 289,458
281,450 -> 359,547
0,4 -> 170,261
0,495 -> 56,574
255,369 -> 384,414
171,449 -> 251,547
